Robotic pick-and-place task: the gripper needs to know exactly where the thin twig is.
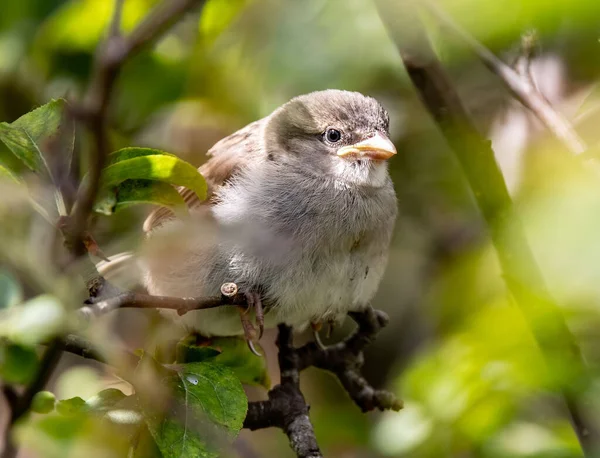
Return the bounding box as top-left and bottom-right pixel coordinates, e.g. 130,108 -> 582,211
422,1 -> 587,155
68,0 -> 206,256
78,290 -> 246,319
374,0 -> 595,454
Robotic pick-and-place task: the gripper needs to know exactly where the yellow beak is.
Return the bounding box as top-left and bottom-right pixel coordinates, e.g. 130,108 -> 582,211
336,132 -> 397,161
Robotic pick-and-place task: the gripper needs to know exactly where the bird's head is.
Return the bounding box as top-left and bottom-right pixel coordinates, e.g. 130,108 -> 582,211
264,89 -> 396,188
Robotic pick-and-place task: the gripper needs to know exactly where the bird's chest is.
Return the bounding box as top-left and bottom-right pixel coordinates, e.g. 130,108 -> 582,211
212,171 -> 394,321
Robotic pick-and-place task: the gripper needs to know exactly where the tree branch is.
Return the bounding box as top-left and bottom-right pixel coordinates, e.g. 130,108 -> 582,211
374,0 -> 595,454
67,0 -> 206,257
244,324 -> 322,458
78,290 -> 246,319
422,1 -> 587,155
243,308 -> 401,457
297,308 -> 402,412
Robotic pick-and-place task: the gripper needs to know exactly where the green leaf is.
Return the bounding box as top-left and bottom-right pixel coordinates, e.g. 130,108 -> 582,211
0,295 -> 67,345
0,165 -> 21,184
176,337 -> 222,363
0,270 -> 23,309
32,391 -> 57,414
0,343 -> 38,384
176,336 -> 269,388
200,0 -> 248,45
107,147 -> 177,165
146,362 -> 247,458
56,397 -> 87,415
0,99 -> 73,175
95,147 -> 206,214
14,411 -> 133,458
85,388 -> 128,412
94,179 -> 187,215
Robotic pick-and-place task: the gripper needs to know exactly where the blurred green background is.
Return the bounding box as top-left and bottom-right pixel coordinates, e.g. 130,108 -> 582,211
2,0 -> 600,456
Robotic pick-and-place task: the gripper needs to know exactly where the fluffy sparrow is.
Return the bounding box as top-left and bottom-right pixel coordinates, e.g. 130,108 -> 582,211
141,90 -> 397,351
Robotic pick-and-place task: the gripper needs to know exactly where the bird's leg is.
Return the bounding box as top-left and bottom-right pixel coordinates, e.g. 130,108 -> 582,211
311,321 -> 327,350
239,291 -> 264,356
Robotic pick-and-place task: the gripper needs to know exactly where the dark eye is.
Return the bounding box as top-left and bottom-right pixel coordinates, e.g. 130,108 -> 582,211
325,128 -> 342,143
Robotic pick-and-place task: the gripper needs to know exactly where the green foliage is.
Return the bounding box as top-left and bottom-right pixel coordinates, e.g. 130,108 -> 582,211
176,336 -> 270,388
0,99 -> 70,175
31,391 -> 57,414
146,362 -> 248,458
200,0 -> 248,45
95,147 -> 206,215
0,343 -> 38,384
15,411 -> 133,458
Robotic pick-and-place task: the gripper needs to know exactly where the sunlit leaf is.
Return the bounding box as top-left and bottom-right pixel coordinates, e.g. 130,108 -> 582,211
97,148 -> 206,213
36,0 -> 156,53
0,343 -> 38,385
146,362 -> 247,458
0,99 -> 72,175
94,179 -> 187,215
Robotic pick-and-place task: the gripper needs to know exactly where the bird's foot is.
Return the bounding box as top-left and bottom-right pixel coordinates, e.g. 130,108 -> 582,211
238,291 -> 264,356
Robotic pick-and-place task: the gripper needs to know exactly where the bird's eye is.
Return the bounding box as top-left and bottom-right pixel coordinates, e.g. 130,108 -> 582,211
325,128 -> 342,143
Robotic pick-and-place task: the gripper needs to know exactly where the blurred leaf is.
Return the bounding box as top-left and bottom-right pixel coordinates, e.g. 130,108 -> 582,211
36,0 -> 155,53
98,148 -> 206,211
56,397 -> 87,415
94,179 -> 187,215
0,270 -> 23,309
86,388 -> 128,412
0,165 -> 21,184
0,99 -> 71,175
32,391 -> 57,414
176,337 -> 269,388
0,343 -> 38,384
15,411 -> 132,458
0,295 -> 67,345
106,147 -> 177,164
176,338 -> 222,363
200,0 -> 247,45
146,362 -> 247,458
210,337 -> 269,388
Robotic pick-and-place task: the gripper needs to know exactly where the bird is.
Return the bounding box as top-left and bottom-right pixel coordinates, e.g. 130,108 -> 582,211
139,89 -> 398,354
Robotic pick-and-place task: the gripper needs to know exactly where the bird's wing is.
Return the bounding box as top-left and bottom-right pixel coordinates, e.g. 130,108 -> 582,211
143,118 -> 267,233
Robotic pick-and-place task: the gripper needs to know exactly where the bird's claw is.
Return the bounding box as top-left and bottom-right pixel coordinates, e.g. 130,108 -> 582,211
244,292 -> 264,340
311,321 -> 327,351
239,291 -> 264,356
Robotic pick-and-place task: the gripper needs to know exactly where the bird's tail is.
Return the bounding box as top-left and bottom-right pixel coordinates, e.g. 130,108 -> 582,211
96,251 -> 142,290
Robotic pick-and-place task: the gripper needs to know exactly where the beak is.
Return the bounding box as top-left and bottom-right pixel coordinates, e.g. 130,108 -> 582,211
336,132 -> 397,161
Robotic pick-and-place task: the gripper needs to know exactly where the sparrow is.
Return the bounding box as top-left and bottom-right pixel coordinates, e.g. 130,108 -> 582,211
140,90 -> 397,353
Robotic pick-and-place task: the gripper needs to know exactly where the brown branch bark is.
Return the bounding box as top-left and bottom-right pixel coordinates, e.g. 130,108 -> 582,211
244,308 -> 401,458
374,0 -> 596,454
78,290 -> 246,319
244,324 -> 322,458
